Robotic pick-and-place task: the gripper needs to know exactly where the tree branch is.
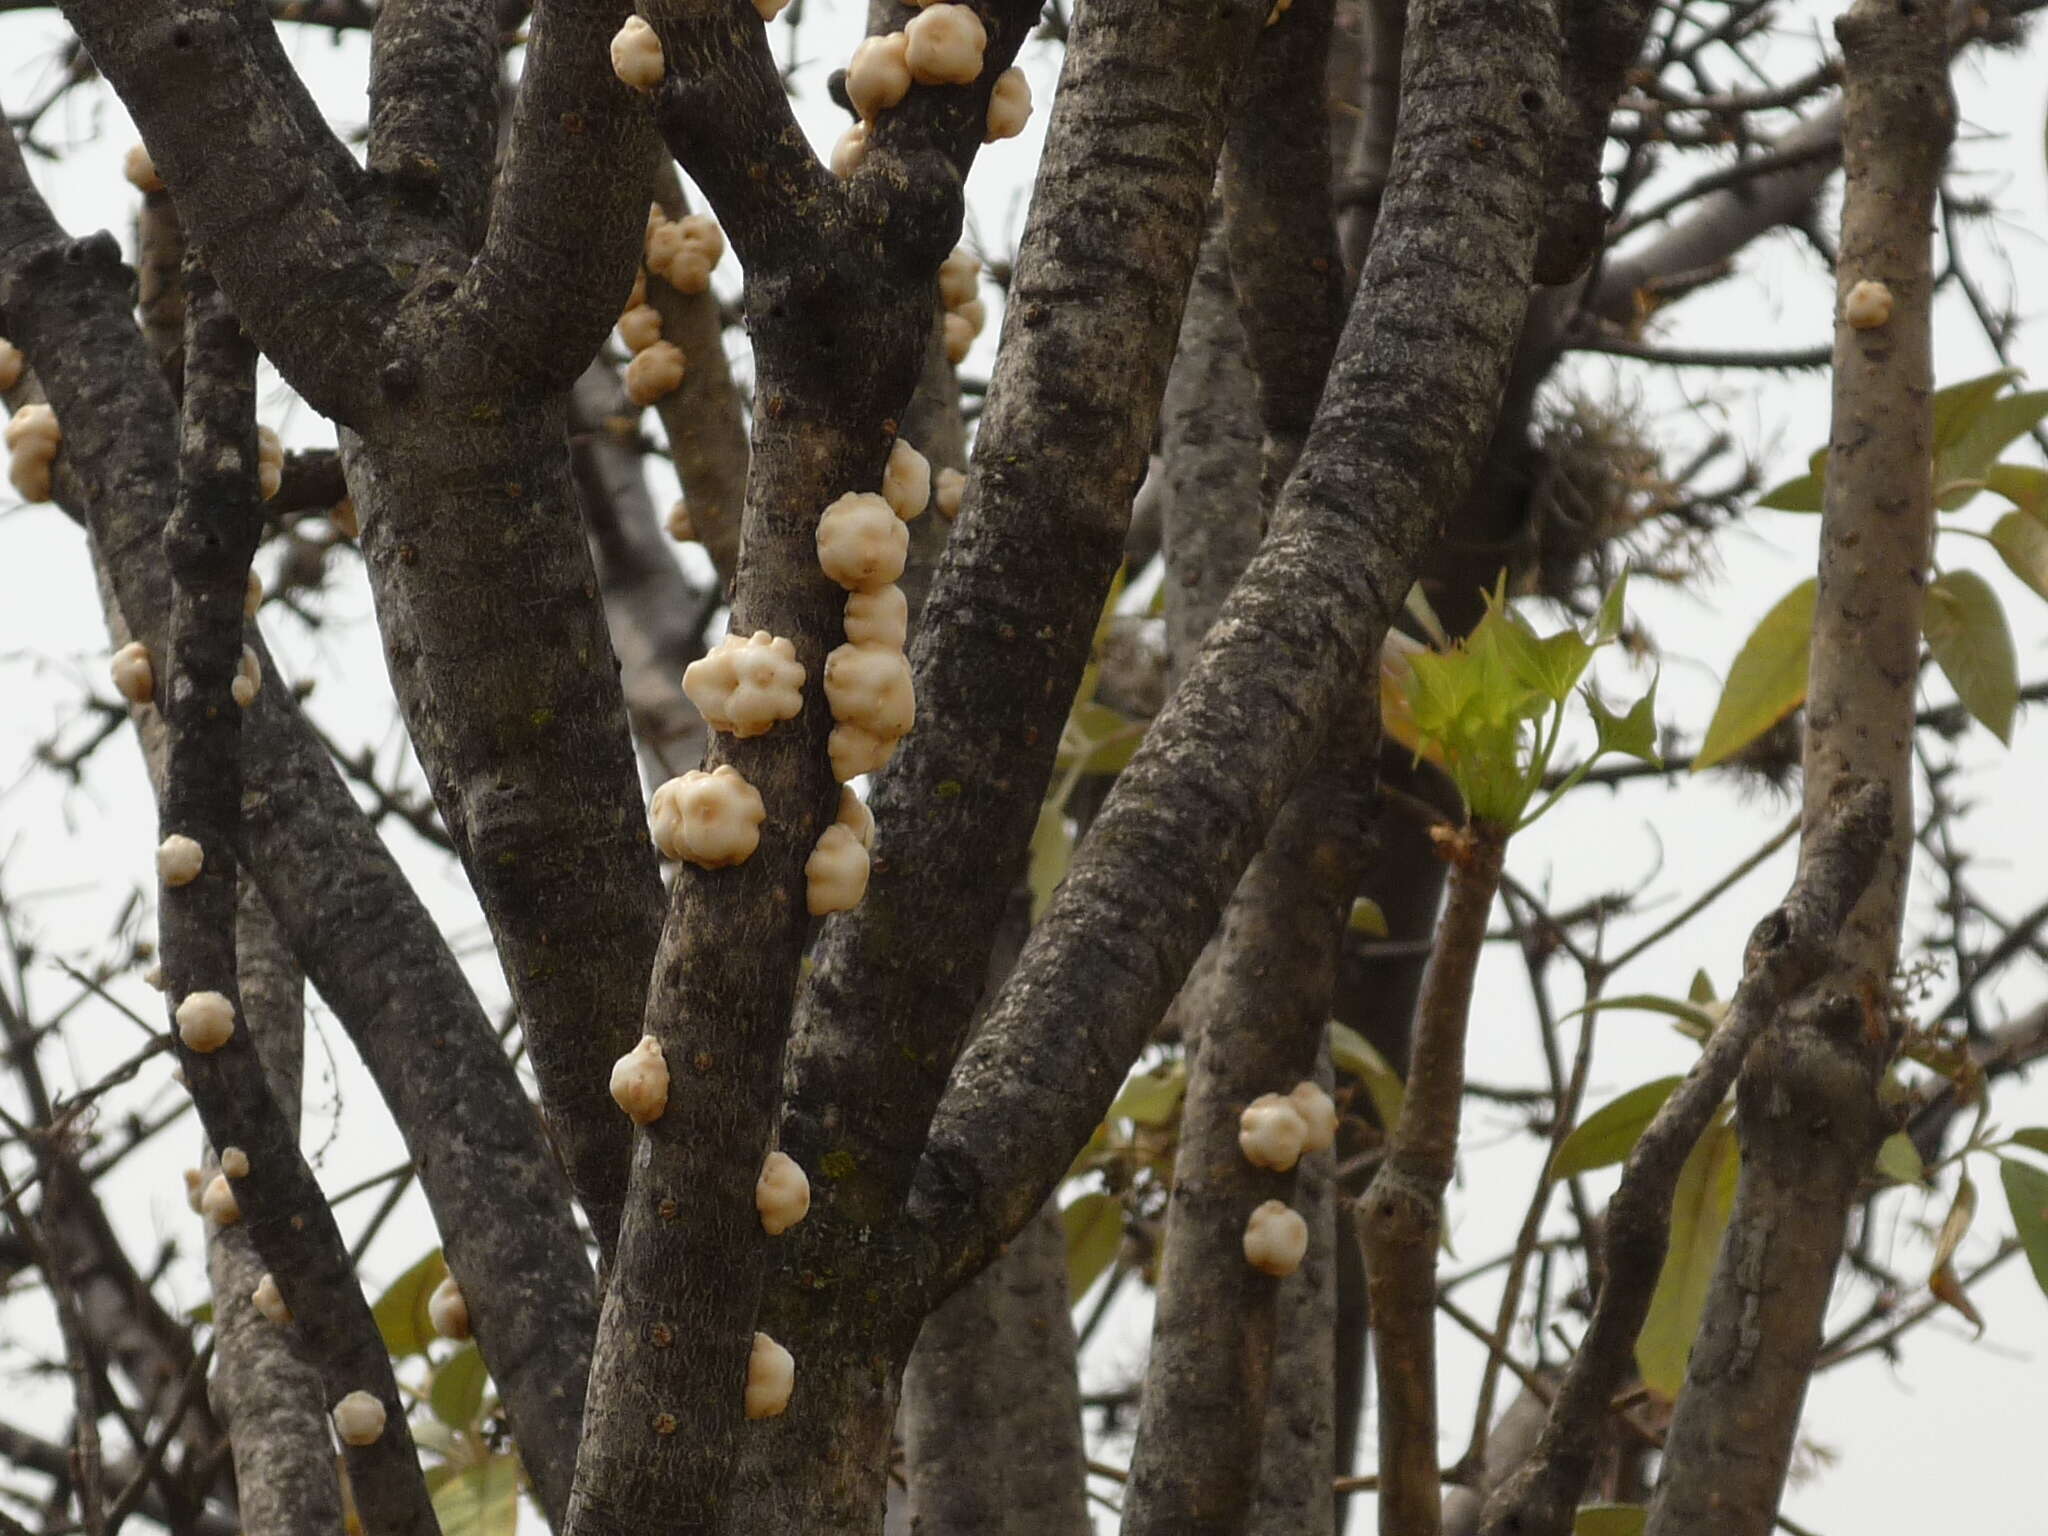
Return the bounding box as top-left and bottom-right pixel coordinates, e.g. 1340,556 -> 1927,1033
909,0 -> 1564,1301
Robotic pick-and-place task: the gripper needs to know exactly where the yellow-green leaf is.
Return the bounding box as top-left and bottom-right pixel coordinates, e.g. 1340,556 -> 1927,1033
432,1455 -> 521,1536
1028,806 -> 1072,924
1875,1132 -> 1925,1186
1348,898 -> 1390,938
1574,1507 -> 1648,1536
1055,701 -> 1146,775
1636,1114 -> 1740,1399
1328,1021 -> 1405,1131
371,1249 -> 447,1360
1108,1064 -> 1186,1127
1930,1173 -> 1978,1274
1061,1192 -> 1123,1300
1694,579 -> 1816,771
1935,389 -> 2048,509
1550,1076 -> 1683,1179
1756,446 -> 1830,513
2008,1128 -> 2048,1156
430,1343 -> 488,1430
1999,1156 -> 2048,1299
1924,569 -> 2018,743
1986,463 -> 2048,518
1990,511 -> 2048,603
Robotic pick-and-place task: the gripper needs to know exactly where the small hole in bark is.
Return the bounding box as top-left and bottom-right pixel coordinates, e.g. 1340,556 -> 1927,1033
170,25 -> 193,46
1520,88 -> 1544,113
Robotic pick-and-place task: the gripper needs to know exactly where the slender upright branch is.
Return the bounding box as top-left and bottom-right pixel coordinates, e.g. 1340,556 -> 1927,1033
1359,821 -> 1506,1536
1644,6 -> 1950,1532
155,263 -> 436,1536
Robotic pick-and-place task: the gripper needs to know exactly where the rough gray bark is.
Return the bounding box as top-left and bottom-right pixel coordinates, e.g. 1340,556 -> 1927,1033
901,1202 -> 1090,1536
205,886 -> 349,1536
1644,6 -> 1950,1533
912,0 -> 1565,1304
0,134 -> 598,1528
157,263 -> 435,1536
569,359 -> 716,779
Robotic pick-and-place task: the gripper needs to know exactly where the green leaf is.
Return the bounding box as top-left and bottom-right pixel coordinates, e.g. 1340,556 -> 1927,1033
371,1249 -> 447,1360
1328,1021 -> 1405,1132
1583,681 -> 1660,765
1875,1132 -> 1926,1186
1935,388 -> 2048,509
186,1301 -> 214,1326
1027,806 -> 1072,924
1574,1507 -> 1648,1536
1108,1064 -> 1186,1127
1985,463 -> 2048,518
1055,701 -> 1145,775
1686,969 -> 1717,1005
1564,995 -> 1720,1038
2007,1128 -> 2048,1156
1551,1076 -> 1684,1179
1756,446 -> 1830,513
1348,898 -> 1390,938
431,1344 -> 489,1430
1998,1156 -> 2048,1300
1924,569 -> 2018,743
1636,1114 -> 1740,1399
1061,1192 -> 1124,1300
431,1455 -> 521,1536
1694,579 -> 1817,771
1595,571 -> 1630,643
1989,511 -> 2048,603
1932,370 -> 2023,454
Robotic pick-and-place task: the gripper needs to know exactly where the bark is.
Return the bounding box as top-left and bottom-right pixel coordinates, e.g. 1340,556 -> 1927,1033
567,5 -> 1038,1531
1477,782 -> 1893,1536
69,0 -> 669,1276
1249,1116 -> 1338,1536
645,172 -> 750,592
157,263 -> 435,1536
569,360 -> 718,779
911,0 -> 1565,1304
0,143 -> 598,1529
1360,824 -> 1505,1536
900,1203 -> 1090,1536
205,886 -> 349,1536
1644,7 -> 1950,1533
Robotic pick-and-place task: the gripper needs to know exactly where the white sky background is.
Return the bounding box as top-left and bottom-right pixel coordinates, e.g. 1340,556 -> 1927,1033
1,3 -> 2046,1533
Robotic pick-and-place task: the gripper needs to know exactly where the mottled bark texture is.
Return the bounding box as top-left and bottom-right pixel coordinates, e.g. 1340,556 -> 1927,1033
571,361 -> 717,779
901,1203 -> 1091,1536
1125,4 -> 1360,1524
0,138 -> 597,1529
646,173 -> 750,591
1478,781 -> 1891,1536
1360,824 -> 1505,1536
1643,7 -> 1950,1534
567,4 -> 1036,1531
205,887 -> 349,1536
156,266 -> 435,1536
1249,1114 -> 1339,1536
66,0 -> 667,1280
912,0 -> 1565,1302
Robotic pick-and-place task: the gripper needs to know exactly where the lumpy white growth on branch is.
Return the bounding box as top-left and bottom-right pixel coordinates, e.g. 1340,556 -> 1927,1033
332,1391 -> 387,1446
1288,1081 -> 1337,1152
682,631 -> 806,739
1242,1200 -> 1308,1277
1843,278 -> 1893,330
251,1274 -> 291,1325
836,784 -> 875,849
843,585 -> 909,650
429,1275 -> 471,1340
176,991 -> 237,1052
985,68 -> 1031,142
625,340 -> 686,406
1238,1092 -> 1309,1172
755,1151 -> 812,1235
883,439 -> 931,521
609,16 -> 664,91
200,1174 -> 240,1226
816,492 -> 908,592
847,33 -> 912,121
609,1034 -> 670,1125
905,4 -> 987,85
745,1333 -> 795,1419
219,1146 -> 249,1179
648,765 -> 768,867
805,822 -> 871,915
157,833 -> 205,888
